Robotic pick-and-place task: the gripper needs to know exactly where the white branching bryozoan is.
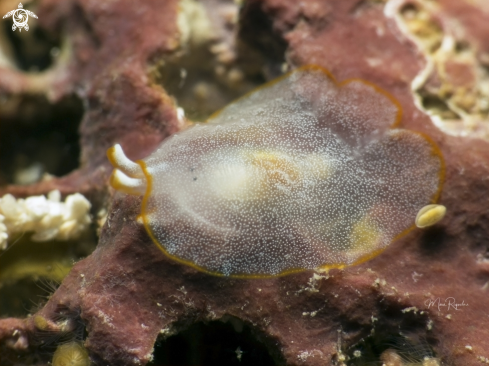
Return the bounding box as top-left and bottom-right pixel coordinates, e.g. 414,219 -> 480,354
0,190 -> 91,250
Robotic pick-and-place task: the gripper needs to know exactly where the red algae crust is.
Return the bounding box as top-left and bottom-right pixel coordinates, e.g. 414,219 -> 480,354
0,0 -> 488,365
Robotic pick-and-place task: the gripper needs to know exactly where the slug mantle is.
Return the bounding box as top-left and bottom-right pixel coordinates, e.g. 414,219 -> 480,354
107,66 -> 444,278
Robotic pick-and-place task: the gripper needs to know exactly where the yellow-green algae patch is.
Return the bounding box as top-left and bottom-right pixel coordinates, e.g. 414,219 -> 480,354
0,231 -> 95,317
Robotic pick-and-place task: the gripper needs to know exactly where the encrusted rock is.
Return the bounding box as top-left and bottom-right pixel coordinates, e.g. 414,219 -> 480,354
0,0 -> 488,365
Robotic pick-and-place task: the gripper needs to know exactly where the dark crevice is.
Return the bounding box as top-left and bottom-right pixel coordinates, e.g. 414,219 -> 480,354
149,318 -> 282,366
70,3 -> 101,50
0,277 -> 51,318
150,0 -> 286,122
0,232 -> 96,318
238,1 -> 288,80
419,93 -> 460,119
2,3 -> 61,72
342,303 -> 443,366
399,3 -> 419,17
419,226 -> 449,256
0,94 -> 83,185
0,302 -> 89,366
346,331 -> 439,366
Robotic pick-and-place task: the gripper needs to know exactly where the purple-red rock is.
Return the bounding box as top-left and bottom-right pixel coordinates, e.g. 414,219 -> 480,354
0,0 -> 488,365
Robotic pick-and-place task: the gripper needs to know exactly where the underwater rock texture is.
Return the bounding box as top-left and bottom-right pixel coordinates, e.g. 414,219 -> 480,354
0,0 -> 488,365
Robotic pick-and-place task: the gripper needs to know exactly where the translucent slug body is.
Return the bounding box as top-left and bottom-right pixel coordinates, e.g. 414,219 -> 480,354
108,66 -> 444,277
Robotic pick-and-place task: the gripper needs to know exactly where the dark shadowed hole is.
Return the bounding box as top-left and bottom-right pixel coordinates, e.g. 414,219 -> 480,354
0,277 -> 50,318
151,0 -> 286,122
399,3 -> 419,18
0,233 -> 96,318
2,4 -> 61,72
238,1 -> 288,80
149,319 -> 281,366
343,305 -> 442,365
346,331 -> 439,366
0,94 -> 83,185
455,40 -> 471,53
419,226 -> 448,257
0,344 -> 48,366
0,301 -> 89,365
419,93 -> 460,120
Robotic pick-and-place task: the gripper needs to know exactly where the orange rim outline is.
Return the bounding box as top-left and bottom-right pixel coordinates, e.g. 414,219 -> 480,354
207,65 -> 404,129
137,65 -> 445,279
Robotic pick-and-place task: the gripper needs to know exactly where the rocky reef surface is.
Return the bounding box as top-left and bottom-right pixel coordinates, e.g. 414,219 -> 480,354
0,0 -> 488,365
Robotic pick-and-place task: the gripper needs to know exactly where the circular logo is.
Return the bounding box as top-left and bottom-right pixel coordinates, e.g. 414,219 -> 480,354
3,3 -> 38,32
12,9 -> 28,28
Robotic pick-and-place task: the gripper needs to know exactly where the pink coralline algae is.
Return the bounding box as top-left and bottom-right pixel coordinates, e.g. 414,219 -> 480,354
0,0 -> 488,365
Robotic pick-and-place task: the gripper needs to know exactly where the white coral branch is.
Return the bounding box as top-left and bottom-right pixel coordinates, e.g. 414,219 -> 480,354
0,190 -> 91,250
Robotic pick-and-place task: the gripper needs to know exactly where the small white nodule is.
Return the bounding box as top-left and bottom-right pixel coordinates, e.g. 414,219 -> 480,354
415,204 -> 446,228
